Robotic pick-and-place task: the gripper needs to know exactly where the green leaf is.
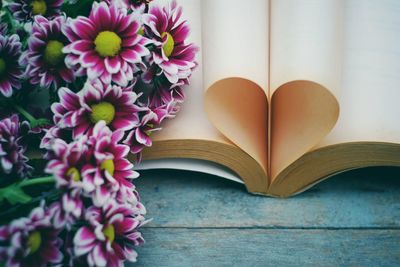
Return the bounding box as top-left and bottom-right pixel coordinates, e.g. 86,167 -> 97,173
62,0 -> 95,18
1,7 -> 22,35
0,184 -> 32,205
0,189 -> 60,224
30,118 -> 52,129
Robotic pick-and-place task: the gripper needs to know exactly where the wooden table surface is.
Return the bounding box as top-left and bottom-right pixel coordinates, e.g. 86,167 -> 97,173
132,167 -> 400,267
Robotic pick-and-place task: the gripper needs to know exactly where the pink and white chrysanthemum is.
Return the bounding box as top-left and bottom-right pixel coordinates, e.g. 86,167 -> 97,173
8,0 -> 64,22
124,104 -> 173,154
22,16 -> 75,89
0,34 -> 23,98
52,80 -> 141,138
40,126 -> 62,151
0,204 -> 63,266
48,195 -> 84,229
0,23 -> 8,35
104,0 -> 152,12
63,2 -> 150,86
40,125 -> 72,159
73,200 -> 145,267
45,136 -> 90,190
140,73 -> 185,107
142,0 -> 198,85
0,115 -> 32,178
85,121 -> 140,206
45,137 -> 89,224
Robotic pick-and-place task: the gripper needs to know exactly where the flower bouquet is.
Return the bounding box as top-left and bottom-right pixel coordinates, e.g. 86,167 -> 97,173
0,0 -> 197,265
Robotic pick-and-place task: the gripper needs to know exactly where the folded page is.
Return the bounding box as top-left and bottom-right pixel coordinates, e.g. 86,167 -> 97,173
204,0 -> 270,172
270,0 -> 342,178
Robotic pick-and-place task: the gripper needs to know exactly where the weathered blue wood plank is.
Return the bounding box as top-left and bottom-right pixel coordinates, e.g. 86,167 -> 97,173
136,167 -> 400,228
132,229 -> 400,267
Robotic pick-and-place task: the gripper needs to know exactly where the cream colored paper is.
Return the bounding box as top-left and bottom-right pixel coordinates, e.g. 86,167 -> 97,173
151,0 -> 224,143
269,0 -> 342,178
203,0 -> 270,171
269,0 -> 343,97
321,0 -> 400,147
137,158 -> 243,184
206,79 -> 269,171
202,0 -> 269,92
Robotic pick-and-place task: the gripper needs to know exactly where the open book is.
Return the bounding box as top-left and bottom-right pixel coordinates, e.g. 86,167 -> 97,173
137,0 -> 400,197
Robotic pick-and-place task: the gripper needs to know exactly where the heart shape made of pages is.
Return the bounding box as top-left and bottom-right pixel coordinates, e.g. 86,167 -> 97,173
205,78 -> 339,179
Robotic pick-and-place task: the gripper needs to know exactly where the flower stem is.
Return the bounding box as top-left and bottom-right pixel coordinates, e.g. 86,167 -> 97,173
12,102 -> 51,128
19,176 -> 55,188
13,104 -> 37,124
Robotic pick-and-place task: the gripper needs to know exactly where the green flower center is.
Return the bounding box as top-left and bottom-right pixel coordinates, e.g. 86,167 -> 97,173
27,231 -> 41,255
103,224 -> 115,243
101,159 -> 115,176
94,31 -> 122,58
0,58 -> 6,77
44,40 -> 65,67
90,102 -> 115,125
67,167 -> 81,182
161,32 -> 174,57
30,0 -> 47,15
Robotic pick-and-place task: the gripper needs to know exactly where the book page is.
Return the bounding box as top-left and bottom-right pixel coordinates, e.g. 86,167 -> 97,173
269,0 -> 342,178
137,158 -> 244,184
150,0 -> 224,143
320,0 -> 400,147
203,0 -> 269,172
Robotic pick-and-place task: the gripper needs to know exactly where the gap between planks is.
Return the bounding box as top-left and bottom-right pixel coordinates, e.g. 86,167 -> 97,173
142,226 -> 400,230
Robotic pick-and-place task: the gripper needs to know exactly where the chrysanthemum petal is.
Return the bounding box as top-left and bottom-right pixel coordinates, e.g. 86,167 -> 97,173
105,56 -> 121,74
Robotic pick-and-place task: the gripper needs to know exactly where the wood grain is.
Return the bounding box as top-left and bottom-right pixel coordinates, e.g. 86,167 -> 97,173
137,167 -> 400,228
130,167 -> 400,266
134,229 -> 400,267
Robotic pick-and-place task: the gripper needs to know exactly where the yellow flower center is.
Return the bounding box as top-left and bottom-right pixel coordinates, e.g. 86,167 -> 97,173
94,31 -> 122,58
90,102 -> 115,125
67,167 -> 81,182
145,123 -> 154,136
30,0 -> 47,15
44,40 -> 65,67
137,27 -> 145,36
27,231 -> 42,255
101,159 -> 115,176
161,32 -> 174,57
0,58 -> 6,77
103,224 -> 115,243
